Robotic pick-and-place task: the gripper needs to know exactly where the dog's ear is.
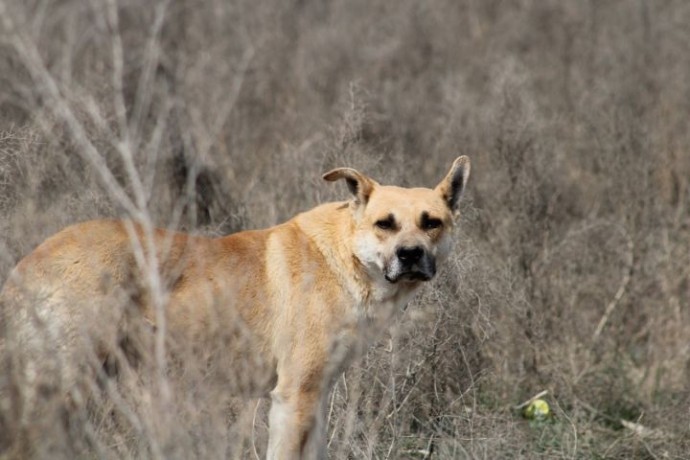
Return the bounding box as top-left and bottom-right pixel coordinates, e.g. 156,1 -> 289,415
322,167 -> 377,205
435,156 -> 471,212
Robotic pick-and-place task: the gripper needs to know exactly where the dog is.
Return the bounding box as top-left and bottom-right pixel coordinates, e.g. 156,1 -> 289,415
0,156 -> 470,459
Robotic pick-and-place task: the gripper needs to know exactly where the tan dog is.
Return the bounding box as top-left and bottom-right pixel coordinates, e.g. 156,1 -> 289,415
1,156 -> 470,459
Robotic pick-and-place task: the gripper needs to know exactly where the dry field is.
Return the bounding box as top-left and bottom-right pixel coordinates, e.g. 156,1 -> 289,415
1,0 -> 689,458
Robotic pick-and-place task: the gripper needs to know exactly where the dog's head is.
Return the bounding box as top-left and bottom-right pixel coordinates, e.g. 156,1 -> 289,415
323,156 -> 470,286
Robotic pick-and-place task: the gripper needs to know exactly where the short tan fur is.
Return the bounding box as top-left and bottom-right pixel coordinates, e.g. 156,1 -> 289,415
1,156 -> 470,459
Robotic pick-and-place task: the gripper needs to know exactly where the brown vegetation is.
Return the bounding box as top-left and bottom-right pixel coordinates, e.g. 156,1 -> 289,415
0,0 -> 689,458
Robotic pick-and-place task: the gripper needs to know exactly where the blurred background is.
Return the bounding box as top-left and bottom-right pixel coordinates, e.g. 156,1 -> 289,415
1,0 -> 689,458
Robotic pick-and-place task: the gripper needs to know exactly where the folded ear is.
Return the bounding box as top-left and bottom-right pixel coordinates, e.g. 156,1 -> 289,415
435,156 -> 471,212
322,167 -> 377,205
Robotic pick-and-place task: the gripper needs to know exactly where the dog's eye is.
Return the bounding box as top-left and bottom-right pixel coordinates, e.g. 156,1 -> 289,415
375,218 -> 395,230
422,218 -> 443,230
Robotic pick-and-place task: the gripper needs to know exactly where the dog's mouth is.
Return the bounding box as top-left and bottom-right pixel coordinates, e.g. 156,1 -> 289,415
384,259 -> 436,284
384,271 -> 433,284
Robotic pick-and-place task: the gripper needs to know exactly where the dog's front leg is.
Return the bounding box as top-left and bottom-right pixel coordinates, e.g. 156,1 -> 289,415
266,386 -> 325,460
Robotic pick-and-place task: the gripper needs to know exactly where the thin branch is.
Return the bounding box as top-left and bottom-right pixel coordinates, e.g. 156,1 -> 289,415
0,2 -> 138,216
129,0 -> 169,150
251,398 -> 262,460
513,389 -> 549,410
593,226 -> 634,342
104,0 -> 128,140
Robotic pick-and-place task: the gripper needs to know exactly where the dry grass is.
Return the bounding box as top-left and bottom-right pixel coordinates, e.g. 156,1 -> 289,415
1,0 -> 689,458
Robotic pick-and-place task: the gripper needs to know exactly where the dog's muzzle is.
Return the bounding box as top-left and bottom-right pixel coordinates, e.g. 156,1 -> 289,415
384,246 -> 436,283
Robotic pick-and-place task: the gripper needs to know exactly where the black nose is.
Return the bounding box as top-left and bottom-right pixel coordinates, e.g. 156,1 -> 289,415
396,246 -> 424,264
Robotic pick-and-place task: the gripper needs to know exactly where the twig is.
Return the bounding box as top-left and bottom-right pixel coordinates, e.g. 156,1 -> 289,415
593,226 -> 634,342
251,399 -> 262,460
513,389 -> 549,410
423,434 -> 435,460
